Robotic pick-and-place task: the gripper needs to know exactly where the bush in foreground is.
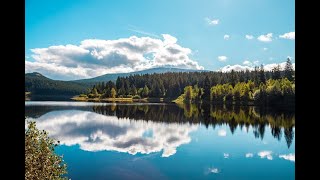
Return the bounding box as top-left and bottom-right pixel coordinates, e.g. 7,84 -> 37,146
25,121 -> 68,180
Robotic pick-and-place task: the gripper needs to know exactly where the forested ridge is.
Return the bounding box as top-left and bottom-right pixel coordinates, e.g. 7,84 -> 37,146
25,67 -> 204,100
83,58 -> 295,106
25,72 -> 89,99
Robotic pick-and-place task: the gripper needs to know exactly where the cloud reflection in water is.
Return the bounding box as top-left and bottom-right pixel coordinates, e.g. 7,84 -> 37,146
26,110 -> 198,157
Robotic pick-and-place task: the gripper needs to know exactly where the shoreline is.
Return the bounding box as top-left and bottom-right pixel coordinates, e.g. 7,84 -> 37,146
70,96 -> 175,103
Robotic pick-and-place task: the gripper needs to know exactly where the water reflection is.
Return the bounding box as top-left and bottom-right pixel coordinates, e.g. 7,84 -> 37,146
90,104 -> 295,148
26,110 -> 197,157
25,102 -> 295,156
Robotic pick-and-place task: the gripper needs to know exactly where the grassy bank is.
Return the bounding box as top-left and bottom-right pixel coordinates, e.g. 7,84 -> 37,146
71,96 -> 174,103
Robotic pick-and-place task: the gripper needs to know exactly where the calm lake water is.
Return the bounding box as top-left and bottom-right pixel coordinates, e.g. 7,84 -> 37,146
25,101 -> 295,180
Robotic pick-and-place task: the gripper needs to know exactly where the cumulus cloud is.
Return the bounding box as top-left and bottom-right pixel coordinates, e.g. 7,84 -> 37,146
257,33 -> 273,42
264,61 -> 295,71
205,17 -> 219,25
208,167 -> 219,174
279,32 -> 295,40
245,35 -> 254,40
258,151 -> 273,160
279,153 -> 295,162
224,34 -> 230,40
224,153 -> 229,158
25,34 -> 204,80
26,110 -> 198,157
253,60 -> 260,65
218,56 -> 227,62
218,129 -> 227,136
220,61 -> 295,72
243,60 -> 252,66
220,65 -> 253,72
245,153 -> 254,158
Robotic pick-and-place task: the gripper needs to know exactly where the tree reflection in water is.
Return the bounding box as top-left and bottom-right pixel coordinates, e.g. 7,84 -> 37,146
91,104 -> 295,148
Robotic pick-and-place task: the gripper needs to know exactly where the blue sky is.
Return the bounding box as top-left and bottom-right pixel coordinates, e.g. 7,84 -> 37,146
26,0 -> 295,80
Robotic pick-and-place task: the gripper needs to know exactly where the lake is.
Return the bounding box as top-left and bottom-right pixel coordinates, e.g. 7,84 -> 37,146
25,101 -> 295,180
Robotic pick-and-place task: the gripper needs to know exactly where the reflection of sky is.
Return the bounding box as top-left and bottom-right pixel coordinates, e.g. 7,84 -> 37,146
25,104 -> 295,180
26,110 -> 198,157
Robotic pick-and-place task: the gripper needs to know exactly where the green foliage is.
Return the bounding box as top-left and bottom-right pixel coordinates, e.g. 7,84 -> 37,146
80,60 -> 293,102
202,76 -> 211,101
25,73 -> 88,100
284,58 -> 294,81
195,78 -> 295,106
142,85 -> 149,98
25,121 -> 68,180
110,88 -> 117,98
272,65 -> 281,80
133,95 -> 141,99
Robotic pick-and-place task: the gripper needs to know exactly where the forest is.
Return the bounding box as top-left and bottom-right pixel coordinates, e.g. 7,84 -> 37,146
25,72 -> 89,98
83,58 -> 295,106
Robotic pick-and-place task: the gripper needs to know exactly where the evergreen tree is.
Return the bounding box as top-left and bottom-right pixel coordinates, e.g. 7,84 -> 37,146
131,85 -> 137,95
202,76 -> 211,101
272,64 -> 281,80
284,57 -> 294,81
259,64 -> 266,84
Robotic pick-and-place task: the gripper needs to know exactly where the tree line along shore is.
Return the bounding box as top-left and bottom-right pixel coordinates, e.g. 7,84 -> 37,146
73,58 -> 294,107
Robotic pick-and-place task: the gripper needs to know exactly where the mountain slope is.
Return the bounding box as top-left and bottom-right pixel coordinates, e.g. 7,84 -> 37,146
72,67 -> 207,84
25,72 -> 90,100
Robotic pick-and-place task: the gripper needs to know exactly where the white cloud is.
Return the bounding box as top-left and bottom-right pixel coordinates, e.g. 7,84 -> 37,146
257,33 -> 273,42
263,47 -> 268,51
264,62 -> 295,71
220,65 -> 253,72
224,34 -> 230,40
258,151 -> 273,160
245,153 -> 254,158
279,153 -> 295,162
218,56 -> 227,62
218,129 -> 227,136
245,35 -> 254,40
205,17 -> 219,25
220,61 -> 295,72
224,153 -> 229,158
243,60 -> 252,66
25,34 -> 204,80
279,32 -> 295,40
26,110 -> 198,157
253,60 -> 260,65
208,167 -> 219,174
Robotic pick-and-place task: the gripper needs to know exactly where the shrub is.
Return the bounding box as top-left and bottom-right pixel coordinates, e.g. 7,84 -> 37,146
133,95 -> 141,99
25,121 -> 68,180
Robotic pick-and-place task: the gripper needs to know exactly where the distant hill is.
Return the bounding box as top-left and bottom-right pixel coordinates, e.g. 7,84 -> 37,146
72,67 -> 207,85
25,68 -> 206,100
25,72 -> 90,100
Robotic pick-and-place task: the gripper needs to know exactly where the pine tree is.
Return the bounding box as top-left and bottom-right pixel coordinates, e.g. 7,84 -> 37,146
272,64 -> 281,80
284,57 -> 294,81
259,64 -> 266,84
202,76 -> 211,102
